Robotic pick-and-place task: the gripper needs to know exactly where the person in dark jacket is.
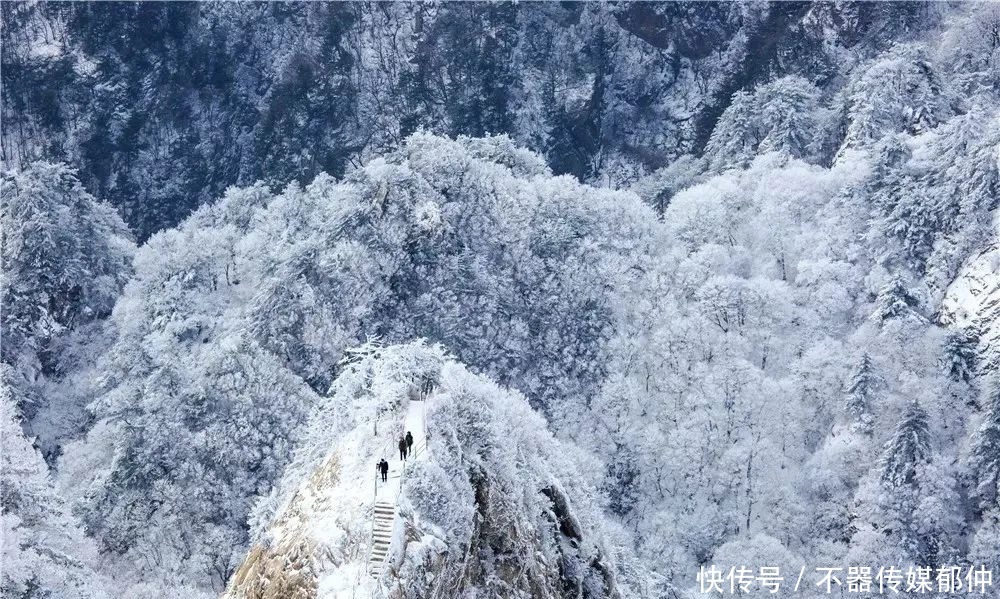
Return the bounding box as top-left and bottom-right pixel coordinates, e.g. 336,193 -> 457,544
405,431 -> 414,456
378,458 -> 389,482
398,437 -> 407,460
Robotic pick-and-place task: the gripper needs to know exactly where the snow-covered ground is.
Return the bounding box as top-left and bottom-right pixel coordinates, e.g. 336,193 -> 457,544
226,392 -> 431,599
366,399 -> 428,577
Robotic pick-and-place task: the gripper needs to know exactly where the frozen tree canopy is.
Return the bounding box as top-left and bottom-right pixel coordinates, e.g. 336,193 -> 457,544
2,2 -> 1000,598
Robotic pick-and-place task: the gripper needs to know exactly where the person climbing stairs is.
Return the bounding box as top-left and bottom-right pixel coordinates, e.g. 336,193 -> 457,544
366,397 -> 428,579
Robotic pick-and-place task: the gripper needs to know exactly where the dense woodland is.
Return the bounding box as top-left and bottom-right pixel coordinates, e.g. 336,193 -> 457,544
2,2 -> 1000,598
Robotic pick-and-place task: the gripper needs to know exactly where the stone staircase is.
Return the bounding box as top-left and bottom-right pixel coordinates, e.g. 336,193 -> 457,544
368,498 -> 397,576
365,397 -> 428,579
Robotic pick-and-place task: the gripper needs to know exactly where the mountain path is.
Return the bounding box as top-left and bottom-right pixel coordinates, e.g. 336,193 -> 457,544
367,398 -> 428,577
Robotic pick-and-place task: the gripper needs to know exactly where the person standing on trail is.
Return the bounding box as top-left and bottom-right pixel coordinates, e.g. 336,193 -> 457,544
405,431 -> 414,456
398,437 -> 407,460
378,458 -> 388,482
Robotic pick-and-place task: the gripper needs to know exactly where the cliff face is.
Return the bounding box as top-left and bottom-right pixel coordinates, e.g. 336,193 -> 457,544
942,221 -> 1000,373
223,342 -> 642,599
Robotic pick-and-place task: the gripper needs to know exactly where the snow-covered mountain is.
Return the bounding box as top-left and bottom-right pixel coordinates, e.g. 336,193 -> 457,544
3,2 -> 1000,598
225,342 -> 641,599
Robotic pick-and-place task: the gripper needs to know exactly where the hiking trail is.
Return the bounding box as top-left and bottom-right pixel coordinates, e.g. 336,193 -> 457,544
367,396 -> 428,578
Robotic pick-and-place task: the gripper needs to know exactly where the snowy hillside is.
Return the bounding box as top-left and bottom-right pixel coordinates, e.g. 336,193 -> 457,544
225,342 -> 640,599
3,2 -> 1000,598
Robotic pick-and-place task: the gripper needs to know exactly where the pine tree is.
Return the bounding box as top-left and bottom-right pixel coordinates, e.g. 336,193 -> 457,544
755,76 -> 822,161
969,381 -> 1000,511
940,328 -> 978,384
840,43 -> 953,151
704,90 -> 756,172
871,277 -> 923,324
876,401 -> 956,567
845,353 -> 878,434
880,400 -> 931,488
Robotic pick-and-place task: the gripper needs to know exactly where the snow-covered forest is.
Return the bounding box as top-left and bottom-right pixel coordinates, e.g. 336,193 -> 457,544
2,2 -> 999,598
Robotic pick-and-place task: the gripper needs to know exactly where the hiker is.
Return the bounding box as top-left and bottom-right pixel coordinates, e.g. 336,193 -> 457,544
378,458 -> 388,482
405,431 -> 414,456
398,437 -> 407,460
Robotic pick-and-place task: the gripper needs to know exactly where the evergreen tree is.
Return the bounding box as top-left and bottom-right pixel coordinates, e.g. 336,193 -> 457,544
840,43 -> 953,152
1,162 -> 133,373
755,76 -> 822,161
875,401 -> 961,567
940,328 -> 978,384
845,352 -> 878,434
704,89 -> 756,172
880,400 -> 931,488
871,277 -> 923,324
968,380 -> 1000,512
703,76 -> 822,172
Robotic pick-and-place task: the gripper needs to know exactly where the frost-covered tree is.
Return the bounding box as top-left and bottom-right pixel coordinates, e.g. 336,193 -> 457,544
871,277 -> 923,325
880,401 -> 931,488
1,377 -> 107,599
703,76 -> 823,172
968,380 -> 1000,512
868,107 -> 1000,285
755,76 -> 823,160
0,162 -> 132,375
70,334 -> 319,589
703,90 -> 756,172
839,43 -> 953,153
940,328 -> 978,385
868,400 -> 962,567
938,2 -> 1000,95
968,512 -> 1000,578
0,162 -> 133,453
845,353 -> 879,434
65,134 -> 662,590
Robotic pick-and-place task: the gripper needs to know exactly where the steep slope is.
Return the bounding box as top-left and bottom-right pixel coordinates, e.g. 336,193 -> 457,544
1,1 -> 940,237
1,378 -> 108,599
224,342 -> 645,599
56,132 -> 660,590
942,232 -> 1000,373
